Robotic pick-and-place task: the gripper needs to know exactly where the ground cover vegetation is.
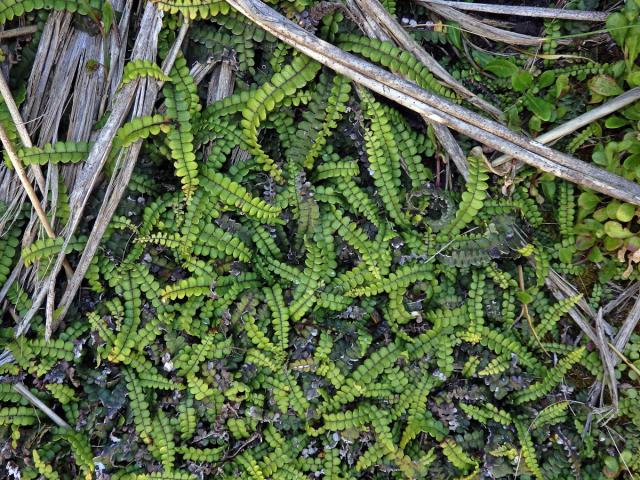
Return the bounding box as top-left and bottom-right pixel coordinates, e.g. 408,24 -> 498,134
1,0 -> 640,478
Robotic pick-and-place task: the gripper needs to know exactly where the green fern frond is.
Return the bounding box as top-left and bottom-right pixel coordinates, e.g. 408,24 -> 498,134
512,347 -> 585,404
164,55 -> 200,203
360,90 -> 407,226
121,60 -> 170,86
149,0 -> 227,19
439,148 -> 489,237
240,53 -> 321,181
18,141 -> 90,166
22,235 -> 86,267
114,114 -> 171,149
338,34 -> 457,100
202,170 -> 282,223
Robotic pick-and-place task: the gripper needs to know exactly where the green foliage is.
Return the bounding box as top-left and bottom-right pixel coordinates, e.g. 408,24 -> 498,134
164,55 -> 200,203
0,0 -> 102,25
2,2 -> 640,478
149,0 -> 227,20
240,53 -> 321,181
18,141 -> 91,166
121,60 -> 170,86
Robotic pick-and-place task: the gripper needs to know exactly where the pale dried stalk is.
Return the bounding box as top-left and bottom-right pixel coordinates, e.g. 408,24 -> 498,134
0,124 -> 73,279
13,382 -> 70,429
0,25 -> 38,39
595,308 -> 618,410
0,73 -> 46,193
493,87 -> 640,168
227,0 -> 640,206
416,0 -> 610,22
589,294 -> 640,409
603,282 -> 640,316
608,342 -> 640,378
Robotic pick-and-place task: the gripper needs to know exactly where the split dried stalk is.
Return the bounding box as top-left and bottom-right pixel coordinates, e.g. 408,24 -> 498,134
416,0 -> 610,22
0,25 -> 38,39
603,282 -> 640,316
227,0 -> 640,206
595,308 -> 618,410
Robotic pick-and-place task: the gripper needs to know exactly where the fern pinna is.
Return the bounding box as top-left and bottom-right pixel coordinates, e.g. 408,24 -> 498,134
0,3 -> 634,480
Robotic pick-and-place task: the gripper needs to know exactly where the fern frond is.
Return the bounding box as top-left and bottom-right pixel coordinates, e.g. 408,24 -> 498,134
338,34 -> 457,100
360,90 -> 407,226
114,114 -> 170,149
460,402 -> 512,426
512,347 -> 585,404
202,170 -> 282,223
531,401 -> 569,429
515,420 -> 544,480
18,141 -> 90,166
121,60 -> 170,86
22,235 -> 86,267
440,438 -> 477,472
439,148 -> 489,237
240,54 -> 321,181
149,0 -> 227,19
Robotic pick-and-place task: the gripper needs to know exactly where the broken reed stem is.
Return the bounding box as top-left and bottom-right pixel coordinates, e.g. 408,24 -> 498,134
416,0 -> 610,22
596,308 -> 618,410
0,124 -> 74,280
227,0 -> 640,206
493,87 -> 640,168
13,382 -> 70,429
0,72 -> 46,193
0,25 -> 39,39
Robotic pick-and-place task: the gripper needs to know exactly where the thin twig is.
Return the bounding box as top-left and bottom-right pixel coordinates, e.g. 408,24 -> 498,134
416,0 -> 609,22
0,25 -> 39,39
420,2 -> 552,46
608,342 -> 640,379
0,124 -> 74,280
493,87 -> 640,168
13,382 -> 70,429
0,72 -> 46,193
517,264 -> 547,353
